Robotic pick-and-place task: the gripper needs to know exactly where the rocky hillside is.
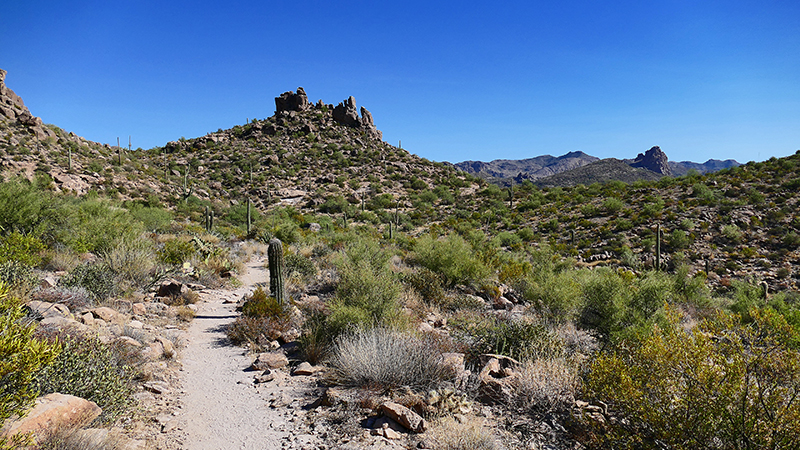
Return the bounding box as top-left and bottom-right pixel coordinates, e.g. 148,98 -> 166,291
533,158 -> 664,187
670,158 -> 741,176
0,70 -> 473,219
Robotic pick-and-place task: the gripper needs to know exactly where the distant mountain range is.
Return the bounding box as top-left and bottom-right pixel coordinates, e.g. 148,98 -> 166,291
455,147 -> 740,187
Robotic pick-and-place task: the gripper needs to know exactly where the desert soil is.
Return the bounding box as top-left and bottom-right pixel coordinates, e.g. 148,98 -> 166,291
167,257 -> 321,450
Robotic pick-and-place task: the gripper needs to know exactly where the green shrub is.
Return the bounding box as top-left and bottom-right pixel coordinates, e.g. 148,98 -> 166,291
157,238 -> 196,265
586,308 -> 800,450
403,268 -> 446,306
327,241 -> 402,335
284,252 -> 316,280
0,283 -> 61,449
60,263 -> 117,302
453,317 -> 562,364
0,232 -> 45,267
0,260 -> 38,297
0,179 -> 58,236
241,287 -> 287,319
58,198 -> 144,254
103,239 -> 158,291
32,329 -> 135,423
329,327 -> 451,390
414,234 -> 490,287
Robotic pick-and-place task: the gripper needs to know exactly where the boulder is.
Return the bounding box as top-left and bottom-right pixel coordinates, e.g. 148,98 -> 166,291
251,352 -> 289,370
156,279 -> 186,298
275,87 -> 309,112
380,401 -> 427,433
91,306 -> 119,323
291,362 -> 316,376
131,302 -> 147,316
0,393 -> 101,443
26,301 -> 70,319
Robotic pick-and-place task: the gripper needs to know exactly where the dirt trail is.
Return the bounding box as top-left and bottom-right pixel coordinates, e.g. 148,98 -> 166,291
173,257 -> 319,450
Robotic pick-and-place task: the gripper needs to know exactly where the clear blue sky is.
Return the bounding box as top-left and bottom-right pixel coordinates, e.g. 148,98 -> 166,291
2,1 -> 798,164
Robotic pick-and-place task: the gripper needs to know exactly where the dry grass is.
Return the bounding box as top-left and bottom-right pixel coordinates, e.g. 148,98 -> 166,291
328,327 -> 452,390
429,416 -> 501,450
37,425 -> 131,450
509,357 -> 580,417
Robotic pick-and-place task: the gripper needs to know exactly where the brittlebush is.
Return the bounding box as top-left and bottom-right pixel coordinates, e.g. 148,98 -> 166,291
585,307 -> 800,450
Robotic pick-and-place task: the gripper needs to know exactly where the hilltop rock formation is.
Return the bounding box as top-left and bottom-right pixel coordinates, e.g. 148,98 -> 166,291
629,146 -> 671,176
274,88 -> 382,140
275,87 -> 310,112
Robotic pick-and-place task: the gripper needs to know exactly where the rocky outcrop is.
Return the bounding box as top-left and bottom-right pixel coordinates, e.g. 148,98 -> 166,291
333,96 -> 359,127
275,87 -> 310,112
0,393 -> 102,444
332,95 -> 382,139
0,68 -> 54,139
629,146 -> 672,176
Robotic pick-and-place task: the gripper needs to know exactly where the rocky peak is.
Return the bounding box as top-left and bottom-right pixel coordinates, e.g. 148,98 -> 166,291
629,146 -> 671,176
274,87 -> 310,113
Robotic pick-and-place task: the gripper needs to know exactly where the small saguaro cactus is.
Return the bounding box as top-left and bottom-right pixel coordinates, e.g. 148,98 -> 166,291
268,238 -> 286,306
655,223 -> 662,271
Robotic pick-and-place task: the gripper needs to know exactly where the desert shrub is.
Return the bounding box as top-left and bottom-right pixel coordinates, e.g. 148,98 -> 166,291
328,327 -> 451,390
602,197 -> 623,214
326,241 -> 402,336
103,239 -> 158,291
0,231 -> 45,267
454,317 -> 562,365
0,179 -> 59,237
36,426 -> 129,450
0,283 -> 61,449
284,252 -> 316,280
413,234 -> 490,287
519,269 -> 583,323
667,229 -> 690,250
298,309 -> 332,365
721,223 -> 743,243
510,357 -> 580,419
240,287 -> 287,319
32,328 -> 135,424
403,268 -> 446,305
157,238 -> 196,265
585,308 -> 800,450
226,316 -> 291,349
128,205 -> 173,232
0,260 -> 38,297
429,416 -> 500,450
58,198 -> 143,254
228,287 -> 292,349
60,263 -> 117,302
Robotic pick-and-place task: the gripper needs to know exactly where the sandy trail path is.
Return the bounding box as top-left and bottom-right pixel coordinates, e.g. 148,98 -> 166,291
174,257 -> 318,450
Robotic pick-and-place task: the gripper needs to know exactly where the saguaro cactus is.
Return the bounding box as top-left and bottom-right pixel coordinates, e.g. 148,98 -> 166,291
268,238 -> 285,306
656,223 -> 662,271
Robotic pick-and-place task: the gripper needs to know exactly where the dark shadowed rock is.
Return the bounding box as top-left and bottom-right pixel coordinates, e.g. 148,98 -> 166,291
275,87 -> 309,112
333,96 -> 359,127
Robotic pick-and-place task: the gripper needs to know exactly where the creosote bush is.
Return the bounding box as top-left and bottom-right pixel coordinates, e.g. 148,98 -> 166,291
413,234 -> 490,287
328,327 -> 452,391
